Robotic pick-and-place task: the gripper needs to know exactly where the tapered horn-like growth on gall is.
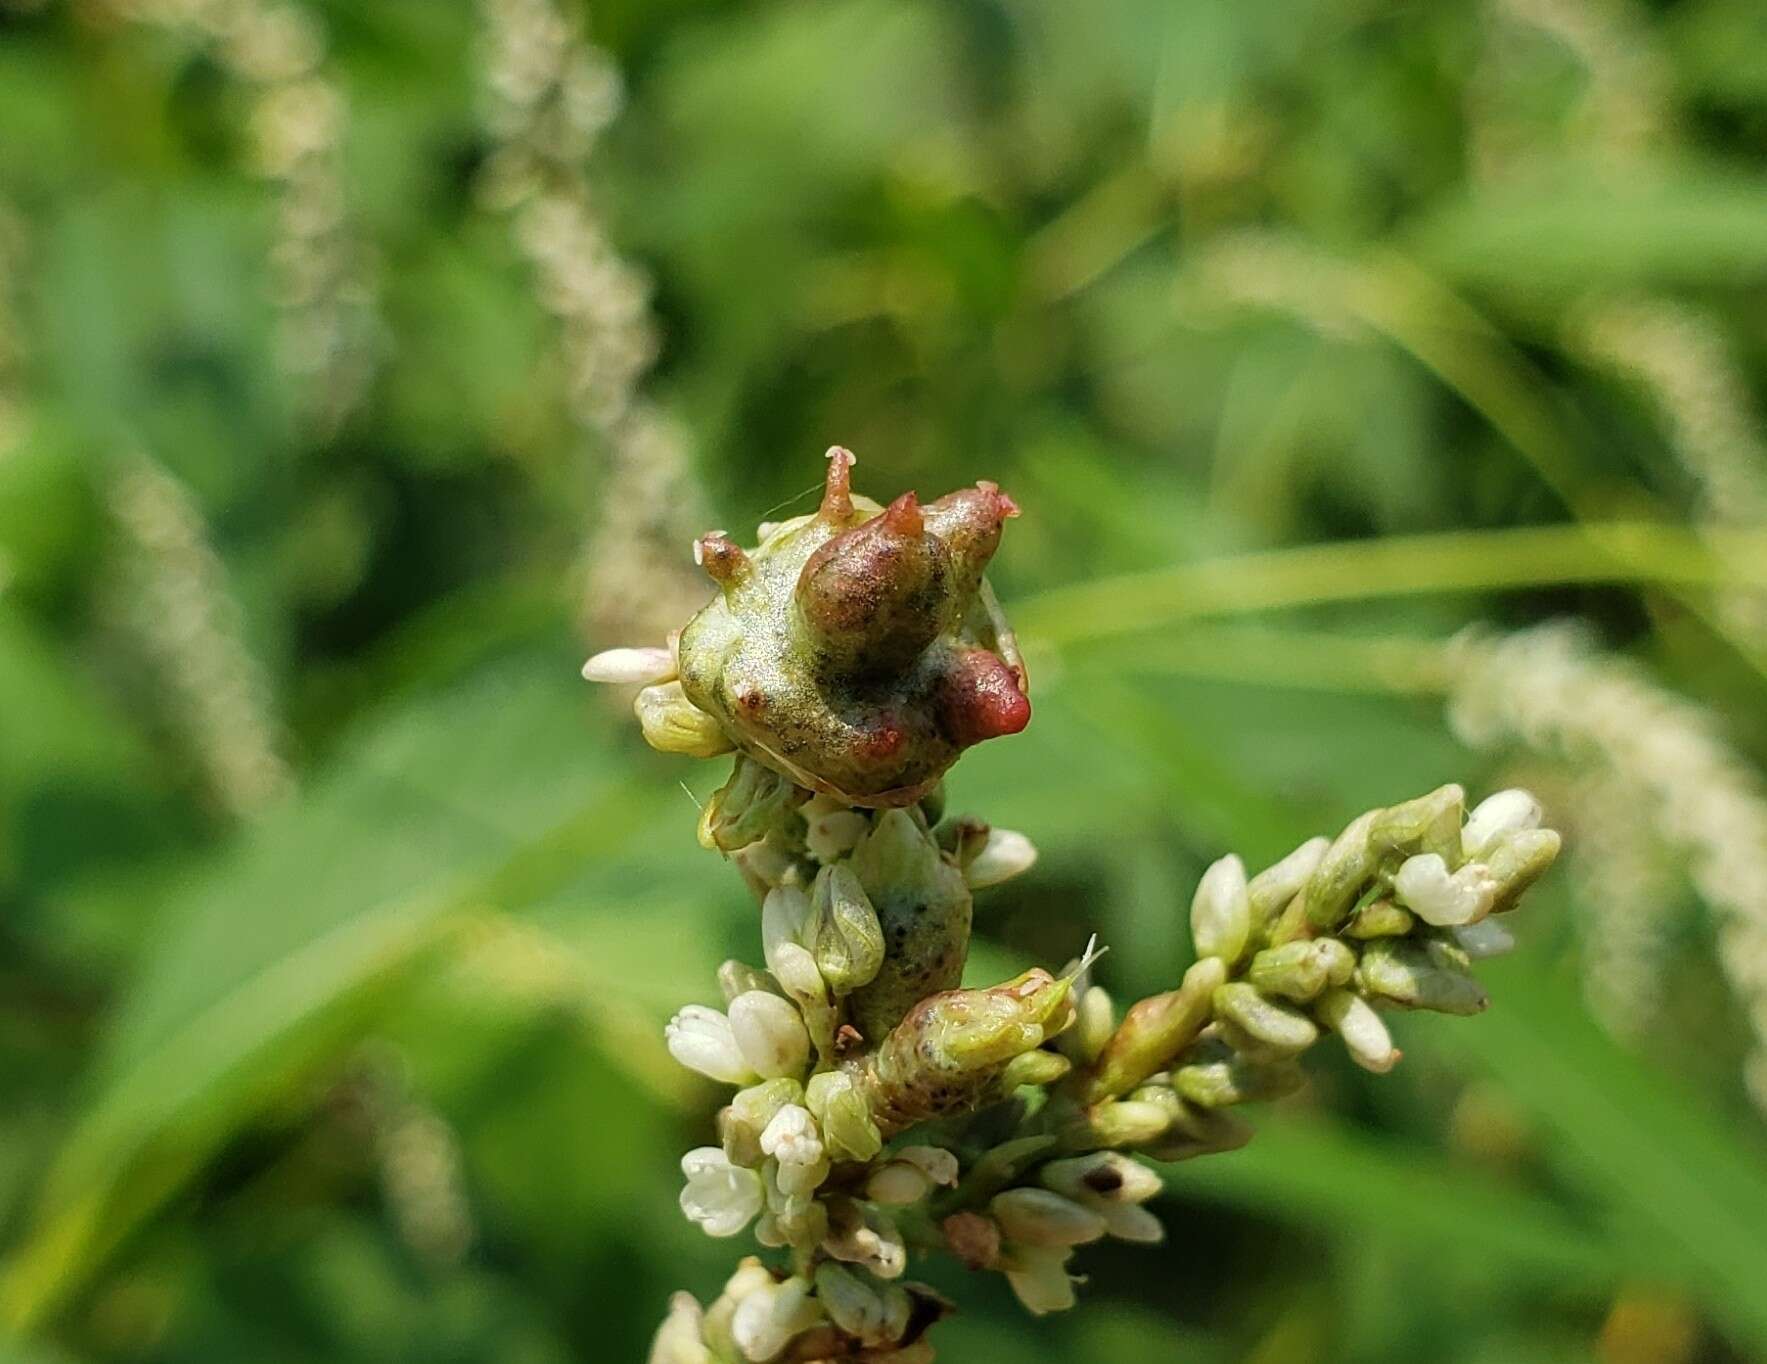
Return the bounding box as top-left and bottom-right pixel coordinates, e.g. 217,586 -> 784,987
668,448 -> 1029,806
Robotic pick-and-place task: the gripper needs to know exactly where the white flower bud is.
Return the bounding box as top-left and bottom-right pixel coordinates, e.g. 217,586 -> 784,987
759,1103 -> 827,1196
767,942 -> 827,1006
666,1005 -> 756,1084
582,645 -> 677,686
989,1188 -> 1108,1247
895,1145 -> 960,1186
648,1292 -> 712,1364
823,1200 -> 907,1279
762,885 -> 813,959
802,794 -> 870,863
679,1147 -> 764,1237
1247,836 -> 1331,920
963,827 -> 1038,889
728,991 -> 811,1079
1453,918 -> 1516,960
1038,1151 -> 1162,1206
1191,853 -> 1251,964
1001,1244 -> 1076,1316
865,1161 -> 932,1205
1316,988 -> 1398,1073
730,1276 -> 824,1362
1463,788 -> 1542,858
1096,1202 -> 1164,1243
1393,853 -> 1499,926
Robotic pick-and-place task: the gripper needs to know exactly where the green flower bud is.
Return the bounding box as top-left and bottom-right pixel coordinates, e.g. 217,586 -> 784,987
1246,938 -> 1356,1002
1484,827 -> 1561,914
998,1048 -> 1072,1091
1174,1049 -> 1305,1108
1080,956 -> 1228,1104
698,754 -> 799,853
846,807 -> 973,1041
1212,982 -> 1320,1054
989,1188 -> 1107,1247
809,863 -> 885,994
1304,808 -> 1383,929
1085,1098 -> 1176,1148
634,681 -> 734,759
1343,899 -> 1416,939
1139,1106 -> 1253,1163
805,1070 -> 883,1162
814,1263 -> 912,1347
1367,783 -> 1465,867
1355,938 -> 1488,1015
1190,854 -> 1251,965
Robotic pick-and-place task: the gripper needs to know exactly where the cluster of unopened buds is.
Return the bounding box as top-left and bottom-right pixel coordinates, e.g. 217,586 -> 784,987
584,450 -> 1562,1363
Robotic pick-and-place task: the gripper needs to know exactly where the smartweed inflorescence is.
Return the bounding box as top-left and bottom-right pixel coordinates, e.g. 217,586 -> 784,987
587,451 -> 1563,1363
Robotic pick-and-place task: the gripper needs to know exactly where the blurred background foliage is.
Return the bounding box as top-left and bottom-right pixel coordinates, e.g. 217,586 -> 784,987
0,0 -> 1765,1360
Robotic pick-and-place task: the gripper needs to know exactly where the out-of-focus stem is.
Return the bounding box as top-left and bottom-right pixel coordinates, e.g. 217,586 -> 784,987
1016,521 -> 1767,648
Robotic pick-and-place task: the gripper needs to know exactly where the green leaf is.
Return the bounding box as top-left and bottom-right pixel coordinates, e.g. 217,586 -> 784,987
1160,1115 -> 1617,1283
1419,946 -> 1767,1352
0,645 -> 673,1330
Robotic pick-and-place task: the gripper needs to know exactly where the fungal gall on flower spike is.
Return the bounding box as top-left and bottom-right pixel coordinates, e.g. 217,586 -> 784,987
667,448 -> 1030,806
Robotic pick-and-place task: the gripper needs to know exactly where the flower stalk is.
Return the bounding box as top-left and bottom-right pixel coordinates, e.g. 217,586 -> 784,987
585,451 -> 1563,1361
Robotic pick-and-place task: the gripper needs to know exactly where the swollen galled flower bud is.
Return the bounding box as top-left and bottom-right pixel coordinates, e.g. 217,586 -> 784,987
664,448 -> 1029,808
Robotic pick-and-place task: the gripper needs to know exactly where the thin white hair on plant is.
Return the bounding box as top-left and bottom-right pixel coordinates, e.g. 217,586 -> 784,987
1449,621 -> 1767,1114
474,0 -> 710,643
107,0 -> 380,435
103,452 -> 293,820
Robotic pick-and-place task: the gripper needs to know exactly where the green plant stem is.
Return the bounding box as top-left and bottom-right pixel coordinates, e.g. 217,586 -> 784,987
1014,521 -> 1767,648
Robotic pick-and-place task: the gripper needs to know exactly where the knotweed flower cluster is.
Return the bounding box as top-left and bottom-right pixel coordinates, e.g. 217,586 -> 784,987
102,452 -> 293,820
475,0 -> 711,643
587,451 -> 1562,1362
1450,622 -> 1767,1113
107,0 -> 379,435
